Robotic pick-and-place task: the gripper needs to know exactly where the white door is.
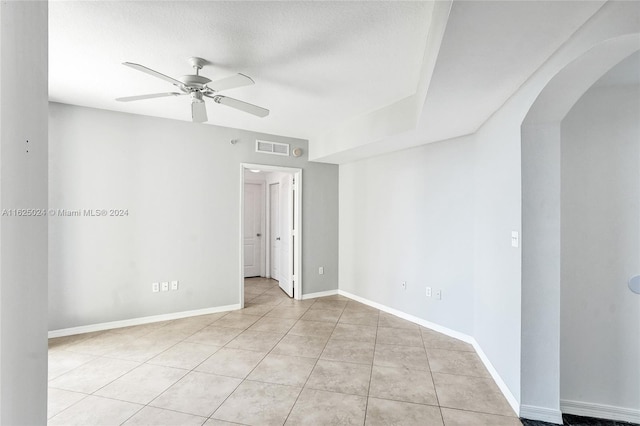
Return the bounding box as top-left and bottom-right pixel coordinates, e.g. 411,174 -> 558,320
279,176 -> 294,297
269,183 -> 280,281
244,183 -> 262,277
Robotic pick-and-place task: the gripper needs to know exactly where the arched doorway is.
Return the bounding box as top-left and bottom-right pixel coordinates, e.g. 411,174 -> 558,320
521,35 -> 639,424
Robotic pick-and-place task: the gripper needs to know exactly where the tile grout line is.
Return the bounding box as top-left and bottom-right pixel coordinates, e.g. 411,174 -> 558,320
117,312 -> 236,425
422,324 -> 446,426
442,406 -> 528,420
192,287 -> 277,423
207,281 -> 311,424
49,282 -> 269,424
50,284 -> 505,425
362,308 -> 381,426
48,339 -> 139,422
46,391 -> 91,422
47,350 -> 100,381
49,353 -> 150,424
281,298 -> 347,425
118,309 -> 238,424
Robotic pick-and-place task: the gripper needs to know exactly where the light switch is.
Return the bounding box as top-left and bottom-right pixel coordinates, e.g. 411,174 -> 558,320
161,282 -> 169,292
511,231 -> 519,248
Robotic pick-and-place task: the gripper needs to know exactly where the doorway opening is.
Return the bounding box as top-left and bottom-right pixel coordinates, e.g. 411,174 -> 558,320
520,35 -> 639,423
240,163 -> 302,307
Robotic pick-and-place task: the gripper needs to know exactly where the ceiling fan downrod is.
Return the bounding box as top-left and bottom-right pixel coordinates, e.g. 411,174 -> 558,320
188,56 -> 206,76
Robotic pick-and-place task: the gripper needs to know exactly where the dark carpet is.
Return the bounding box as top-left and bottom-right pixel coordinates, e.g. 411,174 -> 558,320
520,414 -> 639,426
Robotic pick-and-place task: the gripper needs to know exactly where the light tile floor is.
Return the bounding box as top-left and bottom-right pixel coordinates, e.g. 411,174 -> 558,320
48,278 -> 522,425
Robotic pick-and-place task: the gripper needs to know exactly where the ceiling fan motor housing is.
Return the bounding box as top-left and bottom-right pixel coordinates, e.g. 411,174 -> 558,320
179,74 -> 211,89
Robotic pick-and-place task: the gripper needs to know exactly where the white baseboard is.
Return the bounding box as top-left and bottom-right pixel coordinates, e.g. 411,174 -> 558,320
520,405 -> 563,424
561,399 -> 640,424
470,340 -> 520,416
48,304 -> 241,338
338,290 -> 473,343
301,289 -> 339,300
338,289 -> 520,417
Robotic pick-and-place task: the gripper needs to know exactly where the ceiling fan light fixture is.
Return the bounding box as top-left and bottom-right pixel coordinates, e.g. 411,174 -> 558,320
191,91 -> 204,103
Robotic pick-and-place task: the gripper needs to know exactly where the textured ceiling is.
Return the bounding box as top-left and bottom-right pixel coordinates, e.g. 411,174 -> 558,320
49,1 -> 432,140
49,1 -> 614,164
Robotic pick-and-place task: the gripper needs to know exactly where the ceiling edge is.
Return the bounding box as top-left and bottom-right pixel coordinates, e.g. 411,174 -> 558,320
309,1 -> 451,164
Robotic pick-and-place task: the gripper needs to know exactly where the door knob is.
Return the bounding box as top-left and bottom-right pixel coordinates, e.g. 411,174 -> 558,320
276,237 -> 281,241
256,233 -> 261,237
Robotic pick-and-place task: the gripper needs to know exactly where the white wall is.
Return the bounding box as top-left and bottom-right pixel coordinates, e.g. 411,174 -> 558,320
0,1 -> 48,424
475,11 -> 639,413
477,4 -> 640,418
560,84 -> 640,414
521,122 -> 562,414
338,4 -> 640,420
520,35 -> 640,426
339,136 -> 475,334
49,103 -> 338,331
338,110 -> 523,408
472,117 -> 523,406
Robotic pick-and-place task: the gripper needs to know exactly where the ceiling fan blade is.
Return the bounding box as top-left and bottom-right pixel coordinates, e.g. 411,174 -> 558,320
191,100 -> 208,123
204,94 -> 269,118
116,92 -> 184,102
122,62 -> 184,88
207,73 -> 255,92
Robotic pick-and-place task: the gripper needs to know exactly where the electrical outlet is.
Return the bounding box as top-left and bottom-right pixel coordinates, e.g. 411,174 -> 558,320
426,287 -> 432,297
161,281 -> 169,292
152,282 -> 160,293
318,267 -> 324,275
401,281 -> 407,290
435,289 -> 442,300
171,280 -> 179,291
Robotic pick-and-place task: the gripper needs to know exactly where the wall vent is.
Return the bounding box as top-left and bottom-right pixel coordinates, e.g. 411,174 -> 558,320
256,140 -> 290,156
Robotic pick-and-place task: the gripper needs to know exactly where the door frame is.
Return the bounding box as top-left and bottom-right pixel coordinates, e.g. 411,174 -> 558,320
239,163 -> 302,306
267,181 -> 280,282
243,179 -> 266,278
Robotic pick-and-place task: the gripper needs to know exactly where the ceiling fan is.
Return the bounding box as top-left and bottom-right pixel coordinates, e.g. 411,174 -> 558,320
116,57 -> 269,123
